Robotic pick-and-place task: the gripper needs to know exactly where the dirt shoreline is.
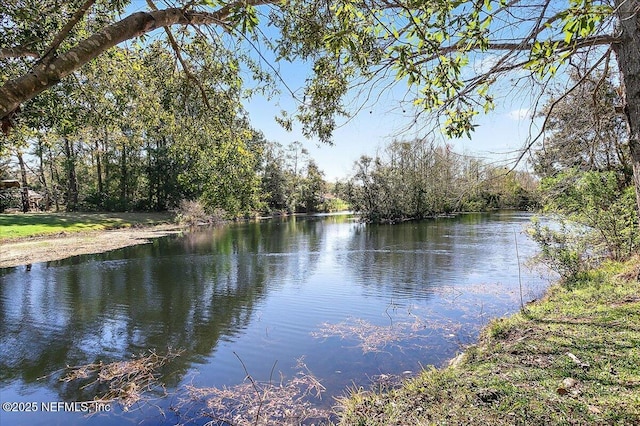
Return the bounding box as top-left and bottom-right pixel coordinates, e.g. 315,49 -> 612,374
0,224 -> 185,268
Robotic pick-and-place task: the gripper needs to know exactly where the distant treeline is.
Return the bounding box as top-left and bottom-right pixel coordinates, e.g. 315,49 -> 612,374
343,138 -> 539,223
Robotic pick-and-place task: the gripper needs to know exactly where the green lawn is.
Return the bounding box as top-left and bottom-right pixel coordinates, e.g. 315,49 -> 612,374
0,212 -> 175,240
338,260 -> 640,425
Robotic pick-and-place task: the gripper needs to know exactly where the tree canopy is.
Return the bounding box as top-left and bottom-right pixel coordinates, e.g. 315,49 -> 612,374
0,1 -> 631,133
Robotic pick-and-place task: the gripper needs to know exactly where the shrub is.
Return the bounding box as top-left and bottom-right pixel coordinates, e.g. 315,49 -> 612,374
529,170 -> 640,279
176,200 -> 224,226
527,216 -> 598,279
544,170 -> 639,260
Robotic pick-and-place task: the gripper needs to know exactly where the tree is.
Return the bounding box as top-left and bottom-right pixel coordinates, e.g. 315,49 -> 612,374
260,141 -> 290,212
532,72 -> 630,182
316,0 -> 640,215
0,1 -> 274,123
2,0 -> 640,217
348,139 -> 461,222
530,73 -> 637,265
302,159 -> 326,213
0,27 -> 267,214
348,137 -> 539,222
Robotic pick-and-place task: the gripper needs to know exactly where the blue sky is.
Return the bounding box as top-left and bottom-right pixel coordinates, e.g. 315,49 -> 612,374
243,56 -> 542,182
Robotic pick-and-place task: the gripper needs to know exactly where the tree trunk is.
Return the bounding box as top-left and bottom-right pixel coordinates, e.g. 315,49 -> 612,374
614,0 -> 640,228
103,138 -> 110,196
156,136 -> 167,211
48,145 -> 60,212
16,150 -> 29,213
120,140 -> 127,209
63,137 -> 78,211
36,135 -> 51,210
96,133 -> 104,196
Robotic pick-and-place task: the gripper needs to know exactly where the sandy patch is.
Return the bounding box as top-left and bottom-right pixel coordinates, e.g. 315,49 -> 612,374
0,224 -> 184,268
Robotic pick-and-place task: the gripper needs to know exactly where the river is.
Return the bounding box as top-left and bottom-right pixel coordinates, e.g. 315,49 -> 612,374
0,211 -> 550,425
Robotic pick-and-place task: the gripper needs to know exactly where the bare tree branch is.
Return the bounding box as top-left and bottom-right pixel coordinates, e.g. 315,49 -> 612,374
413,35 -> 618,67
0,47 -> 39,59
511,48 -> 613,171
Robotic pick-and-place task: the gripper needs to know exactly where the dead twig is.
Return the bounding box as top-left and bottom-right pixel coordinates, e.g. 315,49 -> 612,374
60,348 -> 184,411
181,357 -> 329,425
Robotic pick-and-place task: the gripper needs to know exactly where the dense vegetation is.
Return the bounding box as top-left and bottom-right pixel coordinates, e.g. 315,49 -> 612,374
0,37 -> 538,220
345,138 -> 538,223
0,39 -> 342,218
528,73 -> 639,276
2,0 -> 640,222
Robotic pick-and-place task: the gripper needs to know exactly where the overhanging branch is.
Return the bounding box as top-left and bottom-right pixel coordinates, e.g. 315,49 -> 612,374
413,34 -> 618,67
39,0 -> 97,65
0,0 -> 278,126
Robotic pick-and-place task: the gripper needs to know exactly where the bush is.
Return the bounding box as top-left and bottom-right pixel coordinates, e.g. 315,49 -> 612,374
527,216 -> 598,279
175,200 -> 229,226
320,197 -> 350,213
0,190 -> 20,212
529,170 -> 640,279
543,170 -> 639,261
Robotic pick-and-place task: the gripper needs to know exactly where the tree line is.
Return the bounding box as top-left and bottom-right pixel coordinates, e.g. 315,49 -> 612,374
344,139 -> 538,223
0,39 -> 337,217
2,0 -> 640,222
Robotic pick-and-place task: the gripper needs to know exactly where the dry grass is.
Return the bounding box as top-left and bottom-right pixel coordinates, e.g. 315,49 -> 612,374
52,350 -> 333,424
312,318 -> 421,354
176,357 -> 332,425
311,312 -> 468,354
60,348 -> 183,411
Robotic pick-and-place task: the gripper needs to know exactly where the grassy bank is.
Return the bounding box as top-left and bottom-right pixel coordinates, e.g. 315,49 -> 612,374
0,212 -> 175,240
338,261 -> 640,425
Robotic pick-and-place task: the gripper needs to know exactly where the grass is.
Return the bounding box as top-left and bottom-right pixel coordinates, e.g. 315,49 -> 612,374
337,259 -> 640,425
0,212 -> 175,240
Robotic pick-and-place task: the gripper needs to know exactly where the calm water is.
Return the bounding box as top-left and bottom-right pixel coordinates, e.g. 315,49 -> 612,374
0,212 -> 549,425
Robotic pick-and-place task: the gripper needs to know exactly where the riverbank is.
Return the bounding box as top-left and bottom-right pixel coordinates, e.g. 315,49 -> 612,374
337,260 -> 640,425
0,211 -> 355,268
0,212 -> 182,268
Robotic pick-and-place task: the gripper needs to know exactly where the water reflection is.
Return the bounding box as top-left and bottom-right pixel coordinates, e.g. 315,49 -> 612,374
0,212 -> 547,424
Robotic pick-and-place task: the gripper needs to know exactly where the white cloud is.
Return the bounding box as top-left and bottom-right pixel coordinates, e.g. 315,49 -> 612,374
473,55 -> 500,74
507,108 -> 532,120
